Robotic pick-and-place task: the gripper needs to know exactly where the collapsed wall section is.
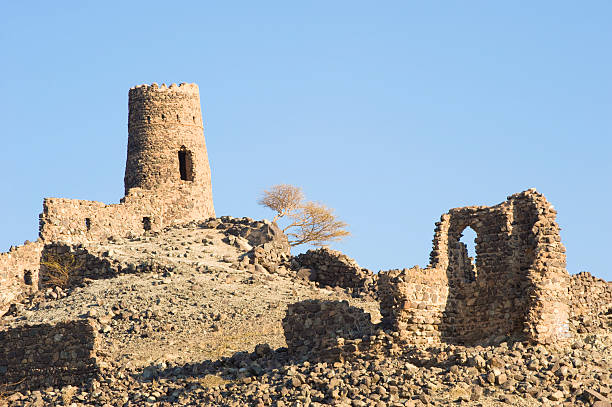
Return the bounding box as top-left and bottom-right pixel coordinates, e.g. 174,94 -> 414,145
0,320 -> 99,390
0,241 -> 43,316
293,248 -> 376,296
569,272 -> 612,333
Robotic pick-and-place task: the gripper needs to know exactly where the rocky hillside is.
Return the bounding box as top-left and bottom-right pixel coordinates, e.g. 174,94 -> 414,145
0,217 -> 610,407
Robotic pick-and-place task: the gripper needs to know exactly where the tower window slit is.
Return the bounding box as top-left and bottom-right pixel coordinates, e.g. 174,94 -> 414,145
178,149 -> 194,181
143,217 -> 152,231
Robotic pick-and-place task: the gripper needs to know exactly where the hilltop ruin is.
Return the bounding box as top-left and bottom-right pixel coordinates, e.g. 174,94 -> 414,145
0,84 -> 610,404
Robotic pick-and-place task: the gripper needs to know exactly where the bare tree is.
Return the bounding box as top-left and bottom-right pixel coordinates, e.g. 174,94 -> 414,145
258,184 -> 304,222
258,184 -> 350,247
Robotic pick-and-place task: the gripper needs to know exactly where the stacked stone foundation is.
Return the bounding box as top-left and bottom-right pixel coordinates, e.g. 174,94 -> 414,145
378,267 -> 449,345
0,320 -> 99,390
282,300 -> 374,361
293,248 -> 376,296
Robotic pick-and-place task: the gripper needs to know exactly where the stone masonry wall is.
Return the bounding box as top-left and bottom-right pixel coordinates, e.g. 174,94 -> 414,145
293,248 -> 376,296
125,83 -> 213,205
0,241 -> 43,316
0,320 -> 99,390
381,189 -> 570,346
377,267 -> 449,345
283,300 -> 374,362
569,272 -> 612,333
40,187 -> 213,245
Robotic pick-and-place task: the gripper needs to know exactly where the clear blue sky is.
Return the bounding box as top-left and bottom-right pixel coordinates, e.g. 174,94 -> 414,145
1,2 -> 610,280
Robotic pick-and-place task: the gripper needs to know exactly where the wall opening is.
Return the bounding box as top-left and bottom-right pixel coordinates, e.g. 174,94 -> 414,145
458,226 -> 478,281
85,218 -> 91,231
24,270 -> 33,286
142,217 -> 152,231
178,148 -> 194,181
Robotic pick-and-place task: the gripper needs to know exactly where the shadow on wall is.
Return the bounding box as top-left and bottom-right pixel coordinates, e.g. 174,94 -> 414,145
438,205 -> 534,344
282,299 -> 375,360
377,190 -> 571,347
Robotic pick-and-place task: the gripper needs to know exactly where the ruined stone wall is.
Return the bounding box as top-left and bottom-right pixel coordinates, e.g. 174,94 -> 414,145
0,241 -> 43,315
381,189 -> 570,346
293,248 -> 376,296
0,320 -> 99,389
283,300 -> 374,361
39,187 -> 213,245
377,267 -> 449,345
569,272 -> 612,333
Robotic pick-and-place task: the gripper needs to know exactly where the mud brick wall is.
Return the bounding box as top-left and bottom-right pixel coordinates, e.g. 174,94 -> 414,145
283,300 -> 374,361
569,272 -> 612,333
0,241 -> 43,315
377,267 -> 449,345
294,248 -> 376,295
0,320 -> 99,390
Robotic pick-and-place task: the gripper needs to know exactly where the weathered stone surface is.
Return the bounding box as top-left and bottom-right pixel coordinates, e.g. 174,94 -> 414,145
283,300 -> 375,361
293,248 -> 376,296
0,320 -> 99,390
378,189 -> 573,345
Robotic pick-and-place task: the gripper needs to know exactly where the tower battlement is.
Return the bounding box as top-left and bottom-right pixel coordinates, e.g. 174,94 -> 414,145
128,82 -> 200,96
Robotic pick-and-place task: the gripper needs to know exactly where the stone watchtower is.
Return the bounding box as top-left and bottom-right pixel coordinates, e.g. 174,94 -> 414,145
39,82 -> 214,243
124,83 -> 215,221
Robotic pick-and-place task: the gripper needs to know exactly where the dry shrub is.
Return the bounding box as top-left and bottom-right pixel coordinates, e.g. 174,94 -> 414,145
41,252 -> 84,288
258,184 -> 349,247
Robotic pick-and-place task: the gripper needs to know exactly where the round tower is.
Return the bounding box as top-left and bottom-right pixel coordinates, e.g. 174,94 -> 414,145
125,82 -> 214,218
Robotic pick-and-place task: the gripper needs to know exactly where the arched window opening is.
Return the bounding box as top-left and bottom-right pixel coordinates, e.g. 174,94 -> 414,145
459,226 -> 478,281
178,148 -> 194,181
